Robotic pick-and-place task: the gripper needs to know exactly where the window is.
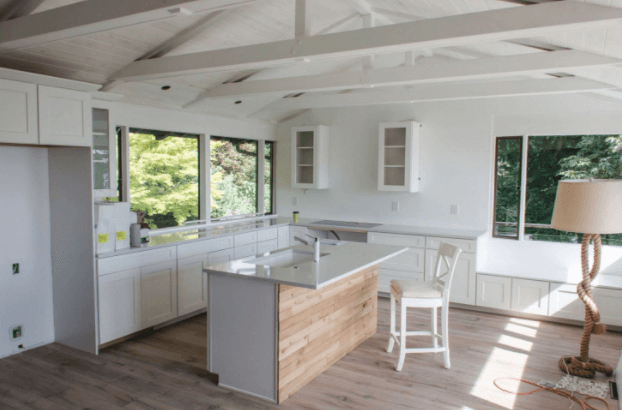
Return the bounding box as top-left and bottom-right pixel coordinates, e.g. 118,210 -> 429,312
493,134 -> 622,245
210,136 -> 258,218
264,141 -> 275,214
128,128 -> 200,229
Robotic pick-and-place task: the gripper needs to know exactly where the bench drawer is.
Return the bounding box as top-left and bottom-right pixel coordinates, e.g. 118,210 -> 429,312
425,237 -> 476,253
177,235 -> 233,259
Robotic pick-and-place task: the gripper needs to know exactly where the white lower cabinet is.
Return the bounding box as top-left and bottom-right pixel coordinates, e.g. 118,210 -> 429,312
98,268 -> 141,344
278,226 -> 290,248
140,260 -> 177,328
234,243 -> 257,259
258,239 -> 278,254
177,254 -> 208,317
426,250 -> 476,305
549,283 -> 622,326
476,274 -> 512,310
511,278 -> 549,315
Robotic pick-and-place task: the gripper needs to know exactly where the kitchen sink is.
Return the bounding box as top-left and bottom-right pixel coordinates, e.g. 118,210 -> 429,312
246,249 -> 330,268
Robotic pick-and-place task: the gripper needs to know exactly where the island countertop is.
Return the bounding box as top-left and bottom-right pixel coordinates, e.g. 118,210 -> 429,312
203,241 -> 407,289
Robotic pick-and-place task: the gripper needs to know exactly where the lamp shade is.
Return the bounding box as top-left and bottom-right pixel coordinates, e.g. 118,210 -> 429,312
551,179 -> 622,234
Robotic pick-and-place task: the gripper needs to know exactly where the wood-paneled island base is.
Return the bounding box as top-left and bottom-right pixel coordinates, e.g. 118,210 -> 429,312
205,241 -> 405,403
278,265 -> 378,402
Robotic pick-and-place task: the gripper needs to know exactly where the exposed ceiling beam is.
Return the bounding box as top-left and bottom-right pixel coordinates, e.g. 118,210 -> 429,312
498,0 -> 561,5
295,0 -> 310,39
193,50 -> 621,99
99,8 -> 234,91
0,0 -> 256,51
341,0 -> 393,26
108,2 -> 622,83
0,0 -> 45,22
262,77 -> 617,110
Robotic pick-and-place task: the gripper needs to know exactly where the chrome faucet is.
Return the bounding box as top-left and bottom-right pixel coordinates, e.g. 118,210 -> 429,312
294,235 -> 321,262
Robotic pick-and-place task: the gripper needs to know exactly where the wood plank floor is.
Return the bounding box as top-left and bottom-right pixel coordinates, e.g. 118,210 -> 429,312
1,297 -> 620,410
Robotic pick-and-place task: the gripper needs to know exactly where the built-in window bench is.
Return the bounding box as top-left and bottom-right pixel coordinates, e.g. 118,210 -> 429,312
474,268 -> 622,328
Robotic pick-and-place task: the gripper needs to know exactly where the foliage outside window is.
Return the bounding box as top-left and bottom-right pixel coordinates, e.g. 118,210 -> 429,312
264,141 -> 275,215
129,128 -> 200,229
210,136 -> 258,218
493,137 -> 523,239
493,134 -> 622,245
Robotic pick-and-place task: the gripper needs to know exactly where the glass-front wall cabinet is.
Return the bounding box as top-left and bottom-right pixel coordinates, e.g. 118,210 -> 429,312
92,107 -> 117,198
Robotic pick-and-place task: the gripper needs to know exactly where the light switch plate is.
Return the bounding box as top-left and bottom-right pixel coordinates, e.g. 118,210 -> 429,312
293,197 -> 298,206
392,201 -> 399,212
450,204 -> 459,215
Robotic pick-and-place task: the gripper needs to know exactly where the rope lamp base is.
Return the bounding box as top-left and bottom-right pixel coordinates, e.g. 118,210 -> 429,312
559,356 -> 613,379
559,234 -> 612,379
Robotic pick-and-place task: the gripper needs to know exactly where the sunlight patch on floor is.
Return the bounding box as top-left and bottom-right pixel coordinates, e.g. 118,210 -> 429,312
504,323 -> 538,338
508,317 -> 541,328
470,346 -> 531,409
498,334 -> 533,352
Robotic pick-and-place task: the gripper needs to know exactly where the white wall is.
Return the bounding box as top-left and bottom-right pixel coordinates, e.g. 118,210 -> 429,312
275,93 -> 622,282
0,147 -> 54,358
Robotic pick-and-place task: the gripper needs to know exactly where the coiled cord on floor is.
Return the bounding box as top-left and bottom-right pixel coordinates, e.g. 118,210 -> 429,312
494,378 -> 610,410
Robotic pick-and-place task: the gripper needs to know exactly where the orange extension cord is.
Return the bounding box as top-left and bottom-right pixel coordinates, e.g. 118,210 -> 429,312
494,378 -> 611,410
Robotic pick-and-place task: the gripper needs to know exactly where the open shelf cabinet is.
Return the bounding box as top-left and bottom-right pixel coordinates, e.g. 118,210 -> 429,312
378,121 -> 420,192
291,125 -> 329,189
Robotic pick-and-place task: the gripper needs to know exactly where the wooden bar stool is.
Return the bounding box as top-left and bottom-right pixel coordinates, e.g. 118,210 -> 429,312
387,242 -> 462,371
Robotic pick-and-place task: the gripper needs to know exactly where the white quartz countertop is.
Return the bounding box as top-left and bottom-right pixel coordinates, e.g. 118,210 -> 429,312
203,242 -> 407,289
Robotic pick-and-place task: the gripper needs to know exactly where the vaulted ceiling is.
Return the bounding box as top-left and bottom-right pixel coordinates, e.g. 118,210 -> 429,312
1,0 -> 622,123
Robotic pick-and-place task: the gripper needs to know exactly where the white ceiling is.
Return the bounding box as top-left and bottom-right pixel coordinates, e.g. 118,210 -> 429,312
1,0 -> 622,123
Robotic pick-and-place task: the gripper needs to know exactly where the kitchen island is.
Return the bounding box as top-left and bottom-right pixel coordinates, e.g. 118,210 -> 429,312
204,241 -> 407,403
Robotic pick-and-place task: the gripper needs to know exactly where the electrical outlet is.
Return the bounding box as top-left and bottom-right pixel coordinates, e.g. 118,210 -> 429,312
9,325 -> 23,341
392,201 -> 400,212
12,263 -> 19,274
450,204 -> 459,215
293,197 -> 298,206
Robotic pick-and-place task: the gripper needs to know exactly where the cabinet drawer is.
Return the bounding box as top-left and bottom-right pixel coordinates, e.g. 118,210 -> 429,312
426,237 -> 476,253
177,235 -> 233,259
549,284 -> 622,326
257,239 -> 278,254
235,231 -> 257,247
234,243 -> 257,259
206,248 -> 234,267
98,247 -> 177,276
476,274 -> 512,310
257,228 -> 278,242
379,247 -> 425,272
378,268 -> 424,293
367,232 -> 425,248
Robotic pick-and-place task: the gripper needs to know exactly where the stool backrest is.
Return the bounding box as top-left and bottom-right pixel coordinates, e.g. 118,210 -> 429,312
432,242 -> 463,298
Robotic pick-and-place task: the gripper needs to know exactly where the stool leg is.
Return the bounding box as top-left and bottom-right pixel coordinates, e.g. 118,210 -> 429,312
442,302 -> 450,369
432,306 -> 438,349
396,302 -> 407,371
387,293 -> 396,353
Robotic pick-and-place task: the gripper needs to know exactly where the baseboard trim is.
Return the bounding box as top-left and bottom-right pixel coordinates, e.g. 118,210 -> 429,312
0,339 -> 55,359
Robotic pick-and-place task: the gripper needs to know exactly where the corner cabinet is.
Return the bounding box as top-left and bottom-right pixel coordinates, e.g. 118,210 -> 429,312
378,121 -> 420,192
291,125 -> 329,189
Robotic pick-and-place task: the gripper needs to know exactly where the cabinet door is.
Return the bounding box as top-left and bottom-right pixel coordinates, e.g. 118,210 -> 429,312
257,239 -> 278,254
177,254 -> 208,317
291,126 -> 329,189
38,85 -> 91,147
476,274 -> 512,310
378,121 -> 419,192
140,260 -> 177,328
98,268 -> 141,344
378,268 -> 424,293
426,250 -> 476,305
0,79 -> 38,145
549,284 -> 622,326
207,248 -> 234,266
511,278 -> 549,315
278,226 -> 290,248
92,105 -> 117,198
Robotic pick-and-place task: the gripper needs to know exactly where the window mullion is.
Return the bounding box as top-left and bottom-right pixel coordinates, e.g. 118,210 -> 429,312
257,141 -> 266,214
199,134 -> 209,221
518,135 -> 529,241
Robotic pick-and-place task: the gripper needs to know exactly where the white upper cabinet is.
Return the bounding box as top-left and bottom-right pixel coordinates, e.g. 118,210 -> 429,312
0,78 -> 38,145
378,121 -> 420,192
38,85 -> 92,147
92,103 -> 117,198
291,125 -> 329,189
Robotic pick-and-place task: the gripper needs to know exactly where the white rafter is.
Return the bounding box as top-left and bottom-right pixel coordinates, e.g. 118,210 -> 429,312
0,0 -> 256,51
260,77 -> 617,110
190,51 -> 622,99
99,8 -> 235,92
107,2 -> 622,83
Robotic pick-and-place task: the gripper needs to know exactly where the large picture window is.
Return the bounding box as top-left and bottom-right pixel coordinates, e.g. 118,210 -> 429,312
493,134 -> 622,245
128,128 -> 200,229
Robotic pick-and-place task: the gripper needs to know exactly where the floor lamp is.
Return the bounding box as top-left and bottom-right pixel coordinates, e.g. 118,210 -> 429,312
551,179 -> 622,378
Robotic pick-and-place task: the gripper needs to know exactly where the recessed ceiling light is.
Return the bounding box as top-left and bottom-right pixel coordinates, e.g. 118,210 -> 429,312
161,85 -> 171,91
235,100 -> 242,105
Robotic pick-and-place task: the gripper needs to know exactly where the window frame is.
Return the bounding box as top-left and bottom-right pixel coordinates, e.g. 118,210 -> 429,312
492,136 -> 524,240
